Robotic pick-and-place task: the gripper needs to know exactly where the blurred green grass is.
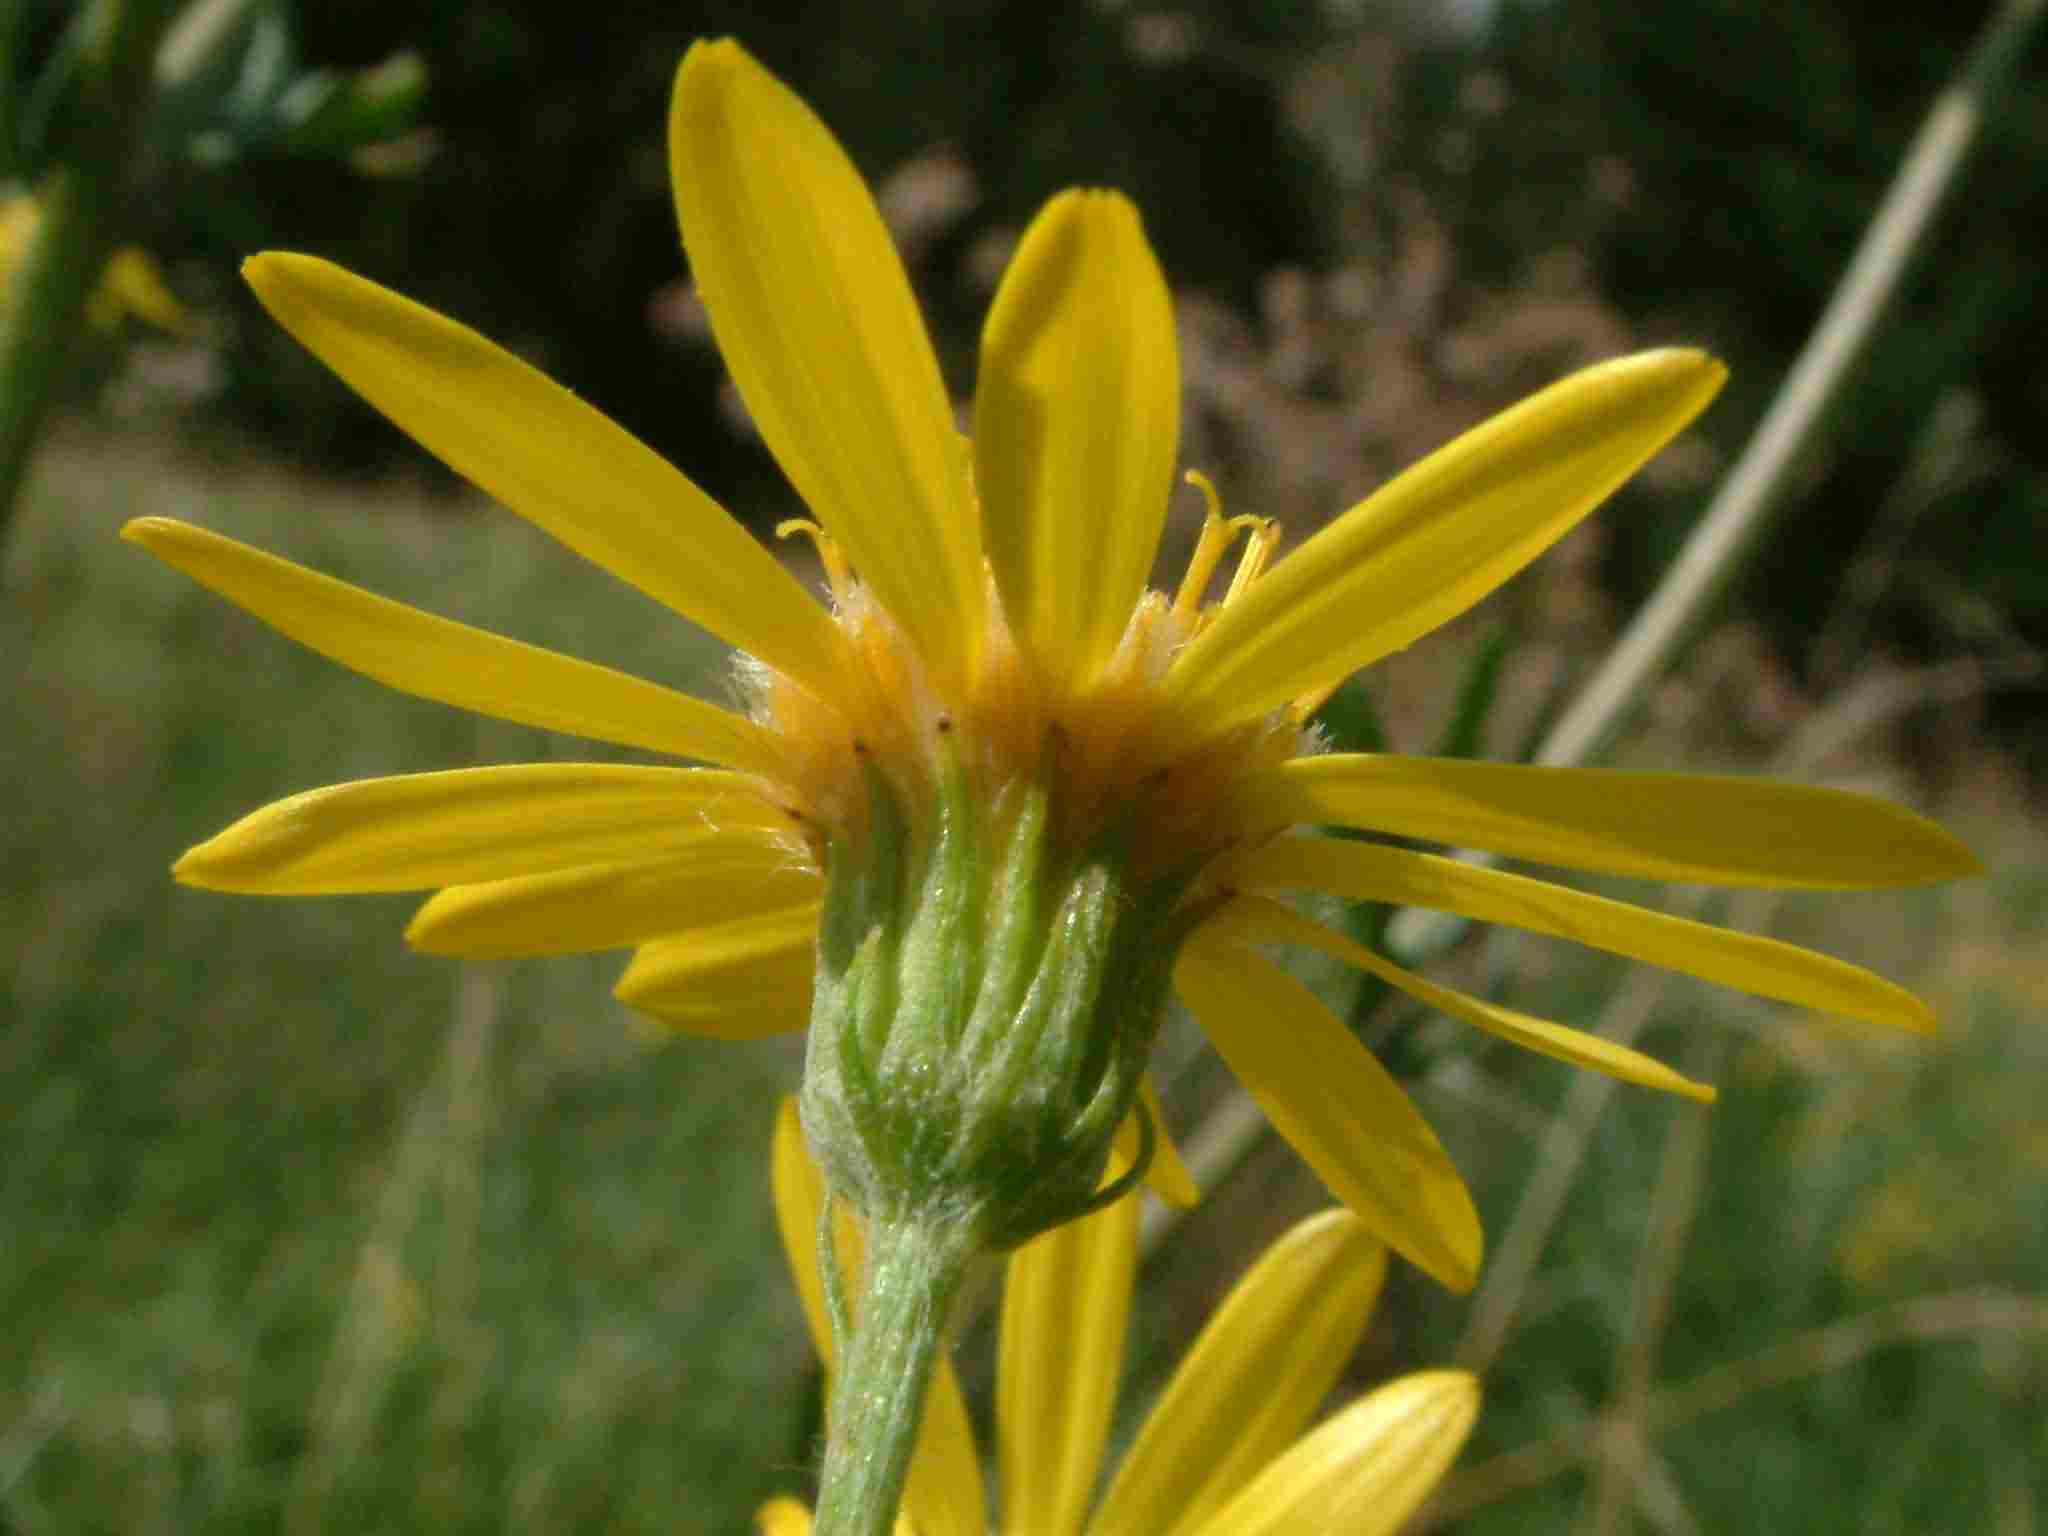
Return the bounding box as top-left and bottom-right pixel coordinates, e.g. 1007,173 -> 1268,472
6,423 -> 2043,1533
5,427 -> 812,1534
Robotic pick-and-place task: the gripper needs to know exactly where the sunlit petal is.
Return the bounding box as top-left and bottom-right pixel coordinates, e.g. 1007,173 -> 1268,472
1184,1371 -> 1480,1536
405,841 -> 818,956
1090,1210 -> 1386,1536
1222,834 -> 1934,1032
976,189 -> 1179,699
1173,918 -> 1480,1291
998,1176 -> 1140,1536
240,254 -> 844,693
1254,754 -> 1980,888
123,519 -> 787,775
1225,895 -> 1716,1102
174,765 -> 789,894
613,906 -> 819,1037
754,1498 -> 814,1536
670,40 -> 983,695
1167,350 -> 1724,730
769,1102 -> 988,1536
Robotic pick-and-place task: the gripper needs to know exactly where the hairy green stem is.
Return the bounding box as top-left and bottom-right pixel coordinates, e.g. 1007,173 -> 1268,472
813,1214 -> 976,1536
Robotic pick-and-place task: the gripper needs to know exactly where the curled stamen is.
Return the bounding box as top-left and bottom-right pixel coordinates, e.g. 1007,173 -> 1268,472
1172,471 -> 1269,617
1172,472 -> 1230,617
777,518 -> 856,606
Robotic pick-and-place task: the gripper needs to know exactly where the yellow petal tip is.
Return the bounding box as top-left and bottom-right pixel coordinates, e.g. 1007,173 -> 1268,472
1890,994 -> 1941,1037
1871,813 -> 1981,886
401,902 -> 446,952
1154,1166 -> 1201,1209
1579,346 -> 1728,420
1418,1221 -> 1482,1295
1440,1210 -> 1485,1294
167,827 -> 280,893
1627,344 -> 1724,380
240,250 -> 302,295
676,35 -> 751,96
240,252 -> 362,324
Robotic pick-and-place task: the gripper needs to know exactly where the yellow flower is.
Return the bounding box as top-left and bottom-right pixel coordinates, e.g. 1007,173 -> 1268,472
124,40 -> 1973,1288
763,1098 -> 1479,1536
0,191 -> 188,333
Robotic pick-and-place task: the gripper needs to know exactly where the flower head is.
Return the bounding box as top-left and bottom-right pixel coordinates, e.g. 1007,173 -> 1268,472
763,1098 -> 1479,1536
125,40 -> 1975,1284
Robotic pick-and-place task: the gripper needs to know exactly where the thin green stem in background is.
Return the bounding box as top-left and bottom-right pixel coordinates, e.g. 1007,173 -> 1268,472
1152,0 -> 2045,1249
0,0 -> 178,544
1533,0 -> 2045,775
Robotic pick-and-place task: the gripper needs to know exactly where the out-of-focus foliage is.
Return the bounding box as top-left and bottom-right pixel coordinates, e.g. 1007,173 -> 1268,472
3,431 -> 811,1534
1388,1 -> 2048,741
0,0 -> 421,442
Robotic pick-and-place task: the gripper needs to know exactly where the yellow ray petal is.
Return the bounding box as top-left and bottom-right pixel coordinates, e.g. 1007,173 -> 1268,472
405,842 -> 818,956
1166,350 -> 1725,730
1173,918 -> 1481,1291
175,765 -> 791,895
1222,835 -> 1935,1032
1225,895 -> 1716,1102
1090,1210 -> 1386,1536
975,189 -> 1179,699
670,41 -> 982,696
239,254 -> 844,694
1138,1074 -> 1200,1208
769,1101 -> 988,1536
1255,754 -> 1980,888
613,906 -> 819,1038
998,1178 -> 1140,1536
1184,1370 -> 1480,1536
123,519 -> 787,775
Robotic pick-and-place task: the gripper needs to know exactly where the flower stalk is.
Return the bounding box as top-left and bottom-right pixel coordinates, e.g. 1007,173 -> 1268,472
799,741 -> 1186,1528
811,1213 -> 978,1536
